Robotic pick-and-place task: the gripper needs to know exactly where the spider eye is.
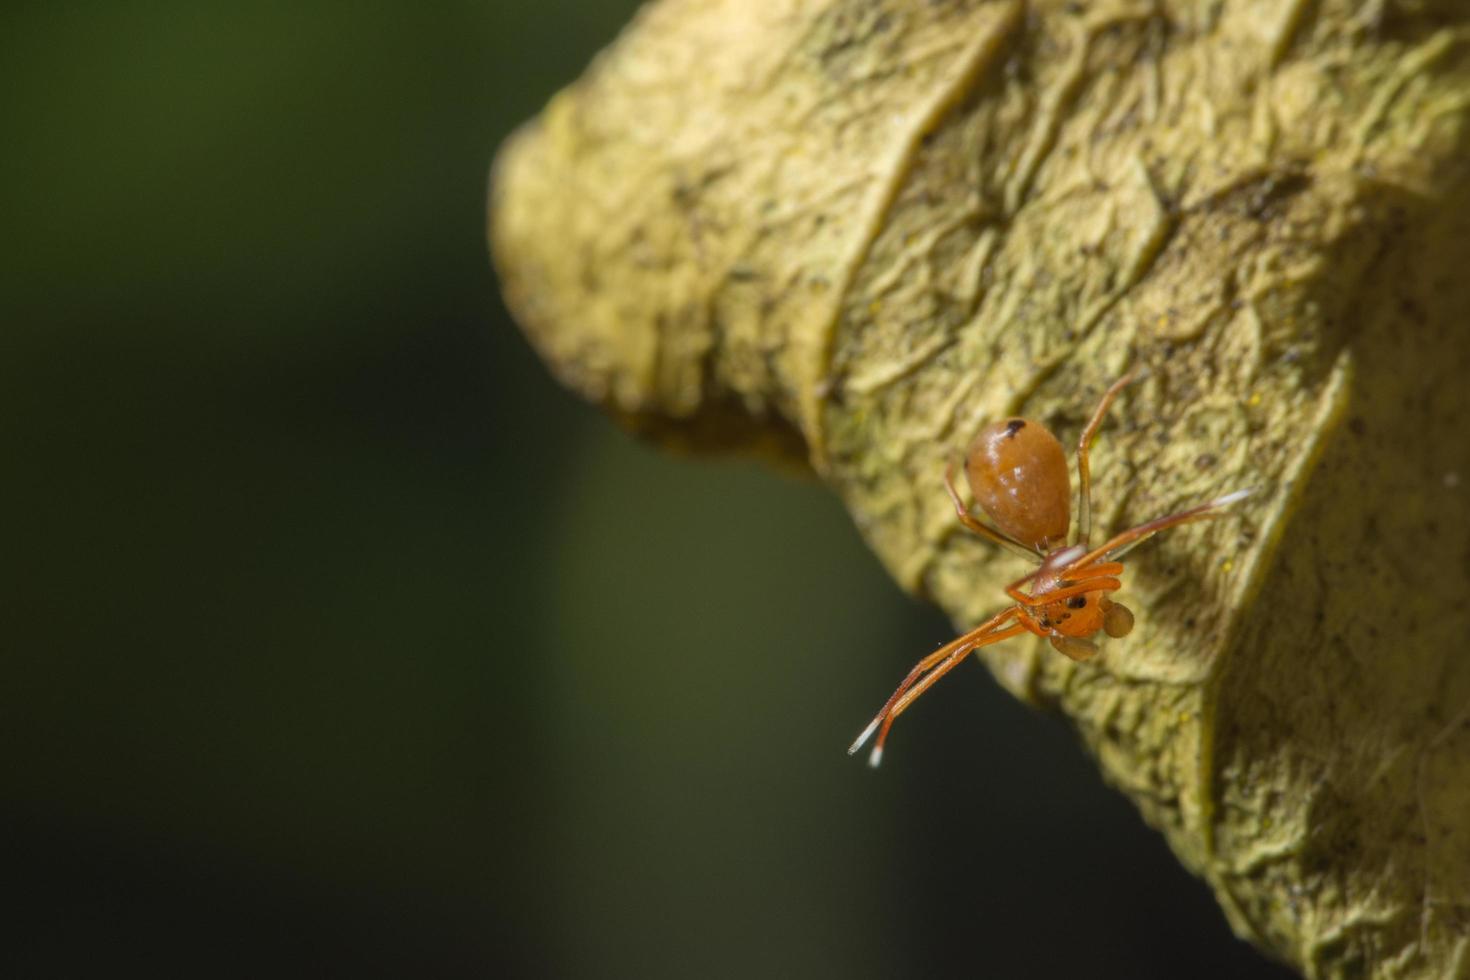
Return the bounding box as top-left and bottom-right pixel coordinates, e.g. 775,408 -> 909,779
1066,595 -> 1087,609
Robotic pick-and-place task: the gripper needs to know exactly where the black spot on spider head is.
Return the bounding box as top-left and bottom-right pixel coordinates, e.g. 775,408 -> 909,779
1067,595 -> 1087,609
1004,419 -> 1026,438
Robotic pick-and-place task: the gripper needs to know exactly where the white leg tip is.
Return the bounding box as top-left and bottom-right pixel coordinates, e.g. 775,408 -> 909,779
848,717 -> 880,756
867,745 -> 884,768
1211,487 -> 1257,508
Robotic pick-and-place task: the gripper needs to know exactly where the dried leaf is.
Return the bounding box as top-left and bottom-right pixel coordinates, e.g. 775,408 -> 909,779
492,2 -> 1470,975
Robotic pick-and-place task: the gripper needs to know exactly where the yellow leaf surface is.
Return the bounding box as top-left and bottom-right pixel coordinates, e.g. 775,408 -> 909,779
492,2 -> 1470,974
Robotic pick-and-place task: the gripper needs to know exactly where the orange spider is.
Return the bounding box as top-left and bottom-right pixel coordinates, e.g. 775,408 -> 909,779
849,371 -> 1253,767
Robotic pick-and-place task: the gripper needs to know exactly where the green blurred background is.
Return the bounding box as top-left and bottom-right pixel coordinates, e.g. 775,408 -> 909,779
2,3 -> 1295,977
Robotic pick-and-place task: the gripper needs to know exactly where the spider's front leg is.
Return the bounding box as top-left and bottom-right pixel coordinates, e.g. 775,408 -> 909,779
848,606 -> 1028,767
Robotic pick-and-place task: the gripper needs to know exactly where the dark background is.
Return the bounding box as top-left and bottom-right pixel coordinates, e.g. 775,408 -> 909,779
3,3 -> 1295,977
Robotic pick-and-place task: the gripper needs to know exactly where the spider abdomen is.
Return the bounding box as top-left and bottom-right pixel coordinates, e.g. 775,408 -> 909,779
964,417 -> 1071,551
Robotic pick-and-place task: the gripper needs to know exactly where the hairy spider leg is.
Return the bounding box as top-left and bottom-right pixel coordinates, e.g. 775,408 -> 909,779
1074,369 -> 1141,548
944,462 -> 1039,561
849,607 -> 1024,767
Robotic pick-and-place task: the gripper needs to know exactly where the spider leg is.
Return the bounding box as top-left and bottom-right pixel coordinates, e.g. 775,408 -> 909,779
1074,369 -> 1140,548
849,607 -> 1024,767
1004,563 -> 1123,606
1000,567 -> 1044,605
1020,576 -> 1123,607
876,622 -> 1032,731
944,462 -> 1040,561
1067,488 -> 1256,571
